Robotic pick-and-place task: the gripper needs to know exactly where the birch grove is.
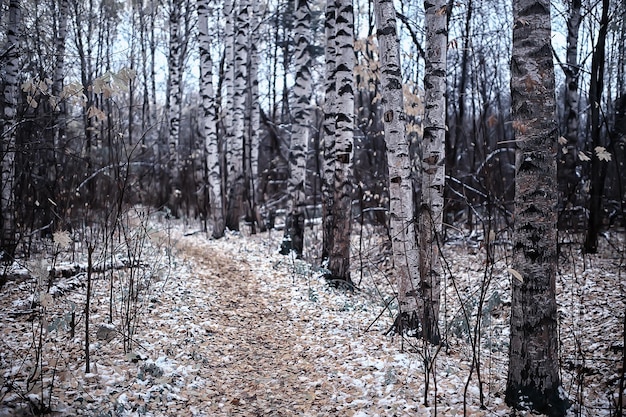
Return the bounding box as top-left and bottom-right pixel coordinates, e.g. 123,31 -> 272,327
1,2 -> 626,414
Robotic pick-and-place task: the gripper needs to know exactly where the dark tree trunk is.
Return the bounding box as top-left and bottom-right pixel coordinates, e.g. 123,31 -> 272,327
584,0 -> 610,253
506,0 -> 568,415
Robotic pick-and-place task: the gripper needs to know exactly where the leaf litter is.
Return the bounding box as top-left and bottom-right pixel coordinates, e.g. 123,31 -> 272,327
0,216 -> 624,416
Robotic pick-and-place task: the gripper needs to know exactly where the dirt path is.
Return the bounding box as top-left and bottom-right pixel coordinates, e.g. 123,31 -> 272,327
169,235 -> 326,416
1,226 -> 420,417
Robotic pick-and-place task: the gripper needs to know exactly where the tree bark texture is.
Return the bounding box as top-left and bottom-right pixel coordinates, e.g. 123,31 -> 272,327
167,0 -> 184,202
226,0 -> 249,231
198,0 -> 225,238
1,0 -> 21,260
506,1 -> 567,415
326,0 -> 355,284
373,0 -> 422,336
420,0 -> 448,344
246,1 -> 262,232
281,0 -> 313,257
322,0 -> 338,263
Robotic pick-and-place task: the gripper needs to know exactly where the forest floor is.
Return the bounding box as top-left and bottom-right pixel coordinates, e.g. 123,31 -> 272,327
0,209 -> 625,416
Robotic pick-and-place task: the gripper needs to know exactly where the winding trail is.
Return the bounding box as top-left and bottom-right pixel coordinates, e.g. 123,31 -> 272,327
168,234 -> 327,416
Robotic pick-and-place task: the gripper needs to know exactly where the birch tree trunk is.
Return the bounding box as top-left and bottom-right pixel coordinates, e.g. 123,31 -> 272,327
139,0 -> 150,133
506,0 -> 568,414
1,0 -> 21,259
245,0 -> 262,232
419,0 -> 448,344
198,0 -> 225,238
149,1 -> 158,132
225,0 -> 249,231
326,0 -> 355,284
222,0 -> 235,217
281,0 -> 312,257
373,0 -> 421,335
321,0 -> 338,263
167,0 -> 184,215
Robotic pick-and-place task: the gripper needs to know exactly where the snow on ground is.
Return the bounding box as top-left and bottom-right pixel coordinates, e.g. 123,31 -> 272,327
0,211 -> 624,416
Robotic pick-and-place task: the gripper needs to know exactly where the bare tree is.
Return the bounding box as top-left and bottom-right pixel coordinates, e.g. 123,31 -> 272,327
281,0 -> 312,257
419,0 -> 448,344
198,0 -> 225,238
226,0 -> 249,231
245,0 -> 262,232
1,0 -> 21,260
373,0 -> 422,335
323,0 -> 355,284
506,0 -> 568,414
321,0 -> 338,266
584,0 -> 610,253
165,0 -> 188,215
558,0 -> 582,212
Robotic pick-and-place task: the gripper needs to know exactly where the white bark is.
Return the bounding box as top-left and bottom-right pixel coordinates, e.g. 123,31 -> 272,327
167,0 -> 184,186
198,0 -> 224,238
327,0 -> 355,282
373,0 -> 421,334
226,0 -> 249,230
291,0 -> 312,200
222,0 -> 235,189
281,0 -> 313,256
321,0 -> 338,261
419,0 -> 448,343
247,1 -> 261,229
249,1 -> 261,180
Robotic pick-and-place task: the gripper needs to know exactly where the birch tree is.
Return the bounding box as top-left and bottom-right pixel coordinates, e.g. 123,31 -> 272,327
245,0 -> 262,232
166,0 -> 185,213
198,0 -> 225,238
225,0 -> 249,231
321,0 -> 338,265
506,0 -> 568,414
419,0 -> 448,343
281,0 -> 312,257
1,0 -> 21,259
324,0 -> 355,284
373,0 -> 421,335
222,0 -> 235,220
